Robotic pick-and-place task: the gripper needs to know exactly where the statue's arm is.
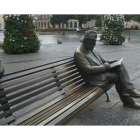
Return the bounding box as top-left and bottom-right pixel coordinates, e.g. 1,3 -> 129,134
74,52 -> 110,75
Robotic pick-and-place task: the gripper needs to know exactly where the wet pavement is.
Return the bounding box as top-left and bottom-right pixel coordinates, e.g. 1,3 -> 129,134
0,30 -> 129,44
0,31 -> 84,44
0,31 -> 140,125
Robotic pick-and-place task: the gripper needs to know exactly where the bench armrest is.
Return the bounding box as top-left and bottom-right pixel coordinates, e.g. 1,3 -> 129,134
0,63 -> 5,78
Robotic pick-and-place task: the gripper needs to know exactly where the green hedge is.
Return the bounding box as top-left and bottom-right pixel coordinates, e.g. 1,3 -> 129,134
95,19 -> 102,27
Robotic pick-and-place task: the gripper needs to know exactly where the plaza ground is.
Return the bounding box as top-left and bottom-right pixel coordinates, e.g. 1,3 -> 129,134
0,31 -> 140,125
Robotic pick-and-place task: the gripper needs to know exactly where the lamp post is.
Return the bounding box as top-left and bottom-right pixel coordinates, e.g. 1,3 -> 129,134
35,16 -> 37,32
62,15 -> 65,35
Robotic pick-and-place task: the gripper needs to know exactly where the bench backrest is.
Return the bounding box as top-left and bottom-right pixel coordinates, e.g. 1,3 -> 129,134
0,57 -> 87,125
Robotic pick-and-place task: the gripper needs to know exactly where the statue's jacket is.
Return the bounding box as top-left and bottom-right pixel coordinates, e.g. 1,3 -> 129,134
74,44 -> 114,87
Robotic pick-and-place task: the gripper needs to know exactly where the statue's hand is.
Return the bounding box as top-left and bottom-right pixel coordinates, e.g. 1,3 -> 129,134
103,62 -> 110,71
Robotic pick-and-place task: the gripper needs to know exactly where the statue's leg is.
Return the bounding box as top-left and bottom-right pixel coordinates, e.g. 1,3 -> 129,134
109,63 -> 135,92
106,68 -> 140,109
115,79 -> 135,104
105,72 -> 135,104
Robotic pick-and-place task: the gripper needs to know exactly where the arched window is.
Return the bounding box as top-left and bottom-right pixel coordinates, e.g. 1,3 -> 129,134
38,22 -> 40,29
74,22 -> 77,28
44,22 -> 46,28
66,22 -> 68,28
70,22 -> 72,28
41,22 -> 43,28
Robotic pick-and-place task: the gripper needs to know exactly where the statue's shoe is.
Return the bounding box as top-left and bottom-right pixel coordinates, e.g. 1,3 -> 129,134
122,89 -> 140,98
123,102 -> 140,109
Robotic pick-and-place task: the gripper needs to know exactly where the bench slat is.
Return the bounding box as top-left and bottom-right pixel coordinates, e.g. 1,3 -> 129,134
3,57 -> 73,77
37,87 -> 101,125
0,86 -> 61,119
5,78 -> 57,102
0,83 -> 61,111
0,115 -> 16,125
54,61 -> 75,71
5,76 -> 82,107
20,86 -> 95,125
7,80 -> 85,123
0,74 -> 83,111
0,79 -> 86,120
13,83 -> 87,125
48,88 -> 104,125
9,78 -> 83,109
1,58 -> 74,83
5,67 -> 78,94
1,64 -> 77,89
6,73 -> 82,103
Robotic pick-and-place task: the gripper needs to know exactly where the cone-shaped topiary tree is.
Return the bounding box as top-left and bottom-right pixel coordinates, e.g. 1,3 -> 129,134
2,14 -> 41,54
100,14 -> 125,45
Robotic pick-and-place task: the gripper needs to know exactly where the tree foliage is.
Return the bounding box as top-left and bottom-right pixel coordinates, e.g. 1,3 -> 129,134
50,15 -> 74,28
2,14 -> 40,54
101,15 -> 125,45
50,15 -> 104,28
124,15 -> 140,22
95,18 -> 102,27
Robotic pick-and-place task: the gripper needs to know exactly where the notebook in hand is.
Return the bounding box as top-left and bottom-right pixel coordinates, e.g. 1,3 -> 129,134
110,58 -> 123,68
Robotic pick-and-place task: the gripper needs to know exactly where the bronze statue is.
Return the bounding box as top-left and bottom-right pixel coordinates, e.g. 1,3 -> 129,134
74,30 -> 140,109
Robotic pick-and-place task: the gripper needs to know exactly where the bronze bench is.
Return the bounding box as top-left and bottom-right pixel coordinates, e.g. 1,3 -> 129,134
0,57 -> 113,125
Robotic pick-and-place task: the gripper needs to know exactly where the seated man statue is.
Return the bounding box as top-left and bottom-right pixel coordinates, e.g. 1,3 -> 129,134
74,30 -> 140,109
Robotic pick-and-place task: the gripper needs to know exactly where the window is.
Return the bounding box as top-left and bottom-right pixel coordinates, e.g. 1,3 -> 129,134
66,23 -> 68,28
44,22 -> 46,28
70,22 -> 72,28
74,22 -> 77,28
41,22 -> 43,28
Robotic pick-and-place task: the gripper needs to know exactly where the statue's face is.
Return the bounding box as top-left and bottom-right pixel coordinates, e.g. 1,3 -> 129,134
84,39 -> 96,51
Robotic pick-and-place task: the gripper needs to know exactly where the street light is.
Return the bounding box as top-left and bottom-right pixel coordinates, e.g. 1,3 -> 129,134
34,16 -> 38,32
63,15 -> 65,35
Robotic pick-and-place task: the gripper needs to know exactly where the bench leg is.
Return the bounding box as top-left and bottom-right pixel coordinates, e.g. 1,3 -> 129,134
105,92 -> 110,102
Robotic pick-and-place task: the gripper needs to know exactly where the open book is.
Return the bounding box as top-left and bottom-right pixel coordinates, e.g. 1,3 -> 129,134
109,58 -> 123,68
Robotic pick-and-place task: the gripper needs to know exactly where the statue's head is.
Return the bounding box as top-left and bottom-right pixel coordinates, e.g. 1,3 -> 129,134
83,30 -> 97,51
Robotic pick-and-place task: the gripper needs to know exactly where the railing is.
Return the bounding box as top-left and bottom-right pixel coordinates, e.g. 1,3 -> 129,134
129,30 -> 140,42
37,18 -> 50,20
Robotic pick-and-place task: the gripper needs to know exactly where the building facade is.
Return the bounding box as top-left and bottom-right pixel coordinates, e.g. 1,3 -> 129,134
0,15 -> 4,30
34,14 -> 51,29
124,20 -> 140,29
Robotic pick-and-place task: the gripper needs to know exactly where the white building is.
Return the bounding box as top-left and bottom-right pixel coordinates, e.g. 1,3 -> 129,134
0,14 -> 4,30
35,14 -> 88,29
86,20 -> 96,28
125,20 -> 140,29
